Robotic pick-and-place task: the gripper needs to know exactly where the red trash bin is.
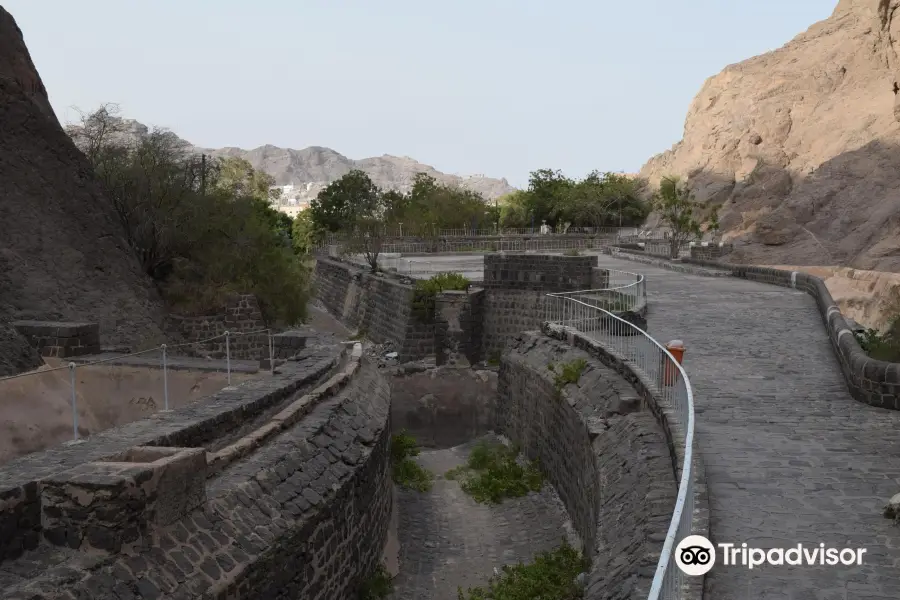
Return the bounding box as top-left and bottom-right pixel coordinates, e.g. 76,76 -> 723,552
663,340 -> 685,386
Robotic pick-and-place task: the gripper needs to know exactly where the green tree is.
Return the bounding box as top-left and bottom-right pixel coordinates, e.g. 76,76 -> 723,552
705,205 -> 721,240
291,209 -> 323,255
526,168 -> 573,227
68,105 -> 310,325
400,173 -> 489,236
309,170 -> 380,232
653,176 -> 702,258
498,190 -> 530,229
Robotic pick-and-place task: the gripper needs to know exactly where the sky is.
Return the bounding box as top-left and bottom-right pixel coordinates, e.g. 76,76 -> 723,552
4,0 -> 835,187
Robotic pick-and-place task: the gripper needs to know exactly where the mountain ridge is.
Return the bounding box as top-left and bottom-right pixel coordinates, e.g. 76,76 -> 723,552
194,142 -> 517,202
639,0 -> 900,271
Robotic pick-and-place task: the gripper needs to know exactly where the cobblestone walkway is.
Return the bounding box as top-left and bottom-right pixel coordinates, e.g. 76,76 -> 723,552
390,436 -> 578,600
597,256 -> 900,600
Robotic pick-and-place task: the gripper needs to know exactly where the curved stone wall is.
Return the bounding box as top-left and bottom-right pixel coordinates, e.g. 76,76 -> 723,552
685,259 -> 900,410
0,346 -> 394,600
497,332 -> 683,599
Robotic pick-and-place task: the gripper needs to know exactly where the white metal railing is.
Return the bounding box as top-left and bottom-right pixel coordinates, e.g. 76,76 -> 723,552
0,328 -> 277,444
544,288 -> 695,600
550,269 -> 646,313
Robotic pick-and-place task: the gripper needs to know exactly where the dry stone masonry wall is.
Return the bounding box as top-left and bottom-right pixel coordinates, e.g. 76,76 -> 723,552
498,332 -> 677,599
481,254 -> 594,358
11,320 -> 101,358
0,344 -> 394,600
166,294 -> 269,360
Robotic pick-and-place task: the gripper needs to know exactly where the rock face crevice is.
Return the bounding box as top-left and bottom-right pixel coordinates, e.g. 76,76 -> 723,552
641,0 -> 900,271
0,7 -> 166,368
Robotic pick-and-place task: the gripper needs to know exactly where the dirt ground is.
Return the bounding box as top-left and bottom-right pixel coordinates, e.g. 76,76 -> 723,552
0,359 -> 255,464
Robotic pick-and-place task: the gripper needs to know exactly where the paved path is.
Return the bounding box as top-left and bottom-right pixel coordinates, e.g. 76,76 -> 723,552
595,256 -> 900,600
390,436 -> 579,600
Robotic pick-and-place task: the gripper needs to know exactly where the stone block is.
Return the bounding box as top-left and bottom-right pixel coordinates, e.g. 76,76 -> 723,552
40,446 -> 207,553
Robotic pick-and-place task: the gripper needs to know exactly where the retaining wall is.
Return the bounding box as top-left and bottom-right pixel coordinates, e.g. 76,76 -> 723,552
0,347 -> 394,600
167,294 -> 269,360
682,258 -> 900,410
314,258 -> 433,361
481,254 -> 595,359
497,332 -> 680,599
11,320 -> 101,357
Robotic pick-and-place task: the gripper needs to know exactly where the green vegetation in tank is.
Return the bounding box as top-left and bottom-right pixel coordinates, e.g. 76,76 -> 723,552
391,430 -> 434,492
456,540 -> 589,599
358,564 -> 394,599
444,441 -> 542,504
411,272 -> 471,323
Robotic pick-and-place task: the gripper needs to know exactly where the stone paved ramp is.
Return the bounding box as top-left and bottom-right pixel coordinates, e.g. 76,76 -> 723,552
596,256 -> 900,600
390,437 -> 577,600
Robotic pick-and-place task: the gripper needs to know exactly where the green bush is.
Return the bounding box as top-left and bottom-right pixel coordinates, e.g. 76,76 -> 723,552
456,540 -> 588,599
358,564 -> 393,599
445,441 -> 542,504
855,324 -> 900,362
411,272 -> 471,323
548,359 -> 587,391
391,430 -> 434,492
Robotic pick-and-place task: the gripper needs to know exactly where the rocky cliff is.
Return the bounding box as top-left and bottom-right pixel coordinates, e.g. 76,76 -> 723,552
0,6 -> 165,374
640,0 -> 900,271
201,145 -> 517,201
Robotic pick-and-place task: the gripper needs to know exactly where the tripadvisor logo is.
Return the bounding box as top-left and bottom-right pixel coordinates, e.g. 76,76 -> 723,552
675,535 -> 716,576
674,535 -> 867,575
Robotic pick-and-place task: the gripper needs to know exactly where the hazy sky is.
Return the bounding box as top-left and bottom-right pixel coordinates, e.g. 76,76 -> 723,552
5,0 -> 834,187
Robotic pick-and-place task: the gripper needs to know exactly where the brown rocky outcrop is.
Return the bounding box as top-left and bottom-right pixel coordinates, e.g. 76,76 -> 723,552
640,0 -> 900,271
0,7 -> 165,374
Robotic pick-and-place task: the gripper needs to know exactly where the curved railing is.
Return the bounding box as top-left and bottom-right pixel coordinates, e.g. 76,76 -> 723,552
544,283 -> 696,600
549,268 -> 647,313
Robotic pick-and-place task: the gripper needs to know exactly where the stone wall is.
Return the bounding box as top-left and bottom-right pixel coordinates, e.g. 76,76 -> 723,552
481,254 -> 595,359
166,294 -> 269,360
684,258 -> 900,410
11,320 -> 101,357
538,323 -> 709,600
314,259 -> 435,361
388,364 -> 497,449
690,243 -> 734,261
434,289 -> 484,366
0,347 -> 395,600
497,332 -> 678,599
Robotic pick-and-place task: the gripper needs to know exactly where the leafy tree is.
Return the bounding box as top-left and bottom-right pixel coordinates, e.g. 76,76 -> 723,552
705,206 -> 721,240
292,210 -> 323,255
309,169 -> 380,232
526,169 -> 573,228
68,105 -> 310,325
498,190 -> 530,229
653,176 -> 702,258
599,172 -> 649,227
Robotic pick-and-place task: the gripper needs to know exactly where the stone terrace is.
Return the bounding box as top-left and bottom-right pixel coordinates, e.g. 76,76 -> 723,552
594,255 -> 900,600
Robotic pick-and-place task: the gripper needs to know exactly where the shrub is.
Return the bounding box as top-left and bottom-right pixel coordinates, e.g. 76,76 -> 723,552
358,565 -> 393,599
456,540 -> 588,599
445,441 -> 542,504
411,272 -> 471,323
391,430 -> 434,492
855,320 -> 900,362
548,359 -> 587,390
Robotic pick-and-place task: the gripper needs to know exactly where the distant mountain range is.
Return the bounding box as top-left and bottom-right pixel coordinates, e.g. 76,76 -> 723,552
196,144 -> 518,202
65,117 -> 518,203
